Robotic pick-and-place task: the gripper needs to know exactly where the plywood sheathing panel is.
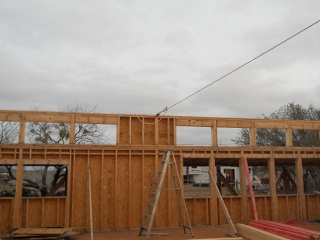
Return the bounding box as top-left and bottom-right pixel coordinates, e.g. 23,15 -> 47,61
158,118 -> 174,145
26,198 -> 42,227
142,153 -> 156,227
119,117 -> 130,145
71,154 -> 87,228
131,117 -> 143,145
100,154 -> 115,230
1,110 -> 320,233
115,154 -> 129,229
130,154 -> 143,228
89,154 -> 102,230
194,199 -> 208,226
155,157 -> 169,227
306,195 -> 320,220
0,199 -> 13,233
277,196 -> 299,221
42,198 -> 58,227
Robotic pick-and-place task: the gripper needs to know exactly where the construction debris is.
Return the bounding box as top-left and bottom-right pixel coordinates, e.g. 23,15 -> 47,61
10,227 -> 78,239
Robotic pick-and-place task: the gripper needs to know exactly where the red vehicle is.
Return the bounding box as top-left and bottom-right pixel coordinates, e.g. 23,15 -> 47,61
260,174 -> 269,184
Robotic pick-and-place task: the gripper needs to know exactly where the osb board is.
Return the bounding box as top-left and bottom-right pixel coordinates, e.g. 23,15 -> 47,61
129,155 -> 143,228
22,197 -> 66,228
154,153 -> 169,228
277,196 -> 299,221
131,117 -> 143,145
246,196 -> 272,221
42,198 -> 61,227
24,198 -> 42,227
57,198 -> 66,227
256,197 -> 272,220
0,198 -> 12,233
185,199 -> 194,226
71,155 -> 87,228
143,154 -> 156,219
218,197 -> 229,225
2,145 -> 320,233
144,118 -> 156,145
217,197 -> 242,225
100,155 -> 116,230
115,155 -> 129,229
89,155 -> 102,230
119,117 -> 130,144
168,161 -> 182,227
158,118 -> 174,145
306,195 -> 320,220
192,198 -> 208,226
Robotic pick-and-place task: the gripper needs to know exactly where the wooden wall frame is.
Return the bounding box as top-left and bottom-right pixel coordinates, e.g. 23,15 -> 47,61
0,110 -> 320,233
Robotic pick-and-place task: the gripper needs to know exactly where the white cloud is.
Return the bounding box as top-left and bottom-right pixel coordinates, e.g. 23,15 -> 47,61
0,0 -> 319,119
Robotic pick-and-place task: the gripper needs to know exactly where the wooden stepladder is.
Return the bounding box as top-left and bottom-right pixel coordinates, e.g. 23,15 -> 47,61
138,150 -> 194,240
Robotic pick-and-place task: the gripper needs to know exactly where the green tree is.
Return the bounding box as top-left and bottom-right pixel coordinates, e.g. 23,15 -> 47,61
233,102 -> 320,193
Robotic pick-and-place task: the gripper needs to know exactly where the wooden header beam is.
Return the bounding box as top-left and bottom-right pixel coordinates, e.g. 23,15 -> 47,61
0,110 -> 320,147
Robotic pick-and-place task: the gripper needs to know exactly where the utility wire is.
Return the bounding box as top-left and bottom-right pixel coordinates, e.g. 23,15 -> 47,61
156,19 -> 320,116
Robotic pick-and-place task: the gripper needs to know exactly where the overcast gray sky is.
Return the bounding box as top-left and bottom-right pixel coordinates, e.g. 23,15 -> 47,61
1,1 -> 319,120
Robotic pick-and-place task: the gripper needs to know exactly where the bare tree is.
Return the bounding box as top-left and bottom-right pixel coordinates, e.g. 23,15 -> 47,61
1,104 -> 109,197
27,104 -> 109,144
233,102 -> 320,193
0,121 -> 19,143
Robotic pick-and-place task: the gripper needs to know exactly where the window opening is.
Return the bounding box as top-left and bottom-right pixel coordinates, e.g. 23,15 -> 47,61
274,162 -> 297,195
22,165 -> 67,197
218,128 -> 240,146
0,121 -> 19,143
302,164 -> 320,194
177,127 -> 211,146
217,166 -> 240,196
25,122 -> 116,145
183,158 -> 210,198
0,165 -> 17,197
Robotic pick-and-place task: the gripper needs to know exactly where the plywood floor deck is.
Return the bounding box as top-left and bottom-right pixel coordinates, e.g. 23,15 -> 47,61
67,223 -> 320,240
67,225 -> 247,240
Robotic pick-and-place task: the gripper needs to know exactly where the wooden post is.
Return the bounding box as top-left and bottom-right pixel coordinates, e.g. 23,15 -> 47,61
295,155 -> 306,221
286,128 -> 293,147
69,115 -> 75,144
87,158 -> 94,240
209,154 -> 218,225
239,155 -> 248,223
249,126 -> 256,146
12,148 -> 24,229
268,153 -> 278,221
211,120 -> 218,147
216,166 -> 222,193
243,155 -> 258,221
18,114 -> 26,143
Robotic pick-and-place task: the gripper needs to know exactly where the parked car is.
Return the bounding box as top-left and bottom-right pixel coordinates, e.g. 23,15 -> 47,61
260,174 -> 269,184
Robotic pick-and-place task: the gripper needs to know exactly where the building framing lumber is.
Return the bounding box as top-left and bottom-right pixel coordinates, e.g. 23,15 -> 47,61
0,110 -> 320,234
236,223 -> 289,240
